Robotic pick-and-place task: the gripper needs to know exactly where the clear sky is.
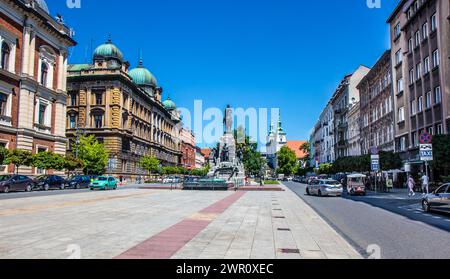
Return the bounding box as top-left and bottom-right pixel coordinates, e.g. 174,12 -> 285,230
48,0 -> 399,147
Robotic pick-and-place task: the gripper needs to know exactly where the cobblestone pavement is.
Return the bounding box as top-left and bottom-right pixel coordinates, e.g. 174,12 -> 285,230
0,185 -> 360,259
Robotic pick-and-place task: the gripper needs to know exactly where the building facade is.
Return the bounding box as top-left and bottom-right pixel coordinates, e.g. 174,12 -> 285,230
347,101 -> 361,157
358,50 -> 395,155
0,0 -> 76,174
331,66 -> 370,159
180,128 -> 196,170
266,114 -> 287,170
387,0 -> 450,169
195,146 -> 205,169
67,39 -> 181,179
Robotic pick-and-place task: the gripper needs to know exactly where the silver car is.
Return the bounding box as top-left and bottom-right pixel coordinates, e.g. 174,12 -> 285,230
307,179 -> 343,197
422,184 -> 450,213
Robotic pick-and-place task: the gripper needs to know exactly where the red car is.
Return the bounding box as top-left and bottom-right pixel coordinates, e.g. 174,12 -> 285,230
0,175 -> 35,193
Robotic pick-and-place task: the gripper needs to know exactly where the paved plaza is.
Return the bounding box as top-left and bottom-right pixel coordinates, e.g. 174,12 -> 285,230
0,185 -> 360,259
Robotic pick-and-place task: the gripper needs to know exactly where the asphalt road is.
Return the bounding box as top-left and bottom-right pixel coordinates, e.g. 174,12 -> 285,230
284,181 -> 450,259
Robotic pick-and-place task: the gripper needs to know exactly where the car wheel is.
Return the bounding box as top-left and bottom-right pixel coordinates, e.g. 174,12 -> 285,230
306,188 -> 310,196
422,200 -> 431,212
44,184 -> 50,191
75,184 -> 80,190
3,186 -> 10,193
60,184 -> 65,190
26,184 -> 32,192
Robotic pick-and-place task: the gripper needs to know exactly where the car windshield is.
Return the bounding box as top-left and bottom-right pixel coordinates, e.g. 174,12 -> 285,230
97,177 -> 108,181
36,176 -> 48,180
0,175 -> 12,181
325,181 -> 340,186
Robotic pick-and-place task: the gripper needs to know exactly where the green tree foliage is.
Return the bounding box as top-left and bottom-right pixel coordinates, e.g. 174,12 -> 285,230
32,151 -> 65,174
432,135 -> 450,177
245,149 -> 267,177
6,149 -> 33,174
64,155 -> 84,176
0,146 -> 8,165
318,163 -> 334,175
140,156 -> 160,176
277,146 -> 298,176
331,152 -> 402,174
77,135 -> 109,175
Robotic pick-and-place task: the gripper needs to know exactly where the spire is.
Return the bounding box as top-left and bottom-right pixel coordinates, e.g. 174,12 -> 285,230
278,112 -> 284,132
138,49 -> 144,67
107,34 -> 112,43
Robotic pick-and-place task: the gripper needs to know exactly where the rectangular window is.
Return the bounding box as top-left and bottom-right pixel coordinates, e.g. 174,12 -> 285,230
69,115 -> 76,129
409,69 -> 414,85
395,50 -> 402,65
408,38 -> 413,52
426,91 -> 432,109
400,137 -> 406,151
422,22 -> 429,39
70,92 -> 77,106
411,100 -> 417,115
38,104 -> 46,125
94,115 -> 103,129
418,96 -> 423,112
415,31 -> 420,47
436,124 -> 443,135
397,78 -> 404,93
0,93 -> 8,116
431,13 -> 437,31
432,49 -> 440,67
416,63 -> 422,79
412,132 -> 418,147
434,86 -> 442,104
398,107 -> 405,122
424,57 -> 430,74
95,93 -> 103,105
394,23 -> 401,38
428,127 -> 434,135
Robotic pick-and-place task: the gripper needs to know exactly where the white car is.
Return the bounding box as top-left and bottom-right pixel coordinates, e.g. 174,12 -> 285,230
307,179 -> 343,197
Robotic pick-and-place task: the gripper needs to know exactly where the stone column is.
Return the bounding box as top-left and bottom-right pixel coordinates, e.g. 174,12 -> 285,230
21,25 -> 31,76
28,31 -> 36,77
57,50 -> 65,91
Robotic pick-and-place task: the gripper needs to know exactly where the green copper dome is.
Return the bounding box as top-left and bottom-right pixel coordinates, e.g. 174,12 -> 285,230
163,97 -> 176,111
93,39 -> 124,62
129,59 -> 157,86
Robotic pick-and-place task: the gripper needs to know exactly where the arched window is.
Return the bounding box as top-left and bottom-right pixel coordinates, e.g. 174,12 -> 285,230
40,62 -> 48,86
1,42 -> 11,70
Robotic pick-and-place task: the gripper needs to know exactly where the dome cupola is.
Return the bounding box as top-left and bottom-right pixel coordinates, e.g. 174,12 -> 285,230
93,38 -> 124,62
128,58 -> 157,87
163,97 -> 176,111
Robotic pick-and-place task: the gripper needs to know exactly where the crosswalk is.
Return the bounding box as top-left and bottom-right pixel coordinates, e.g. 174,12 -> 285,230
398,204 -> 450,221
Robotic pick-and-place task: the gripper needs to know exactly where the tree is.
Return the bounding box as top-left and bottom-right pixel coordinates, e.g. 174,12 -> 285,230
300,141 -> 311,160
6,149 -> 33,174
77,135 -> 109,175
277,146 -> 298,176
0,146 -> 8,165
64,155 -> 84,177
32,151 -> 65,174
318,163 -> 334,175
379,151 -> 402,171
245,149 -> 266,176
140,156 -> 160,177
432,135 -> 450,178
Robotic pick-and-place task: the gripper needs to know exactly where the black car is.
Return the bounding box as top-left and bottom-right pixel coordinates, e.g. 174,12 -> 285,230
67,175 -> 91,189
34,175 -> 68,191
0,175 -> 35,193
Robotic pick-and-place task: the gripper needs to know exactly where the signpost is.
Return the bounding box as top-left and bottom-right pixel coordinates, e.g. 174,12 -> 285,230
371,154 -> 380,192
419,132 -> 433,179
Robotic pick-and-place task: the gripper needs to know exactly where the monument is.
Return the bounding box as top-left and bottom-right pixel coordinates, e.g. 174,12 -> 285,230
207,105 -> 245,186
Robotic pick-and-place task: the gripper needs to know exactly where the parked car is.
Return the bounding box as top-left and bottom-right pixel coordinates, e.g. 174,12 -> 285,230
306,179 -> 343,197
67,175 -> 91,189
163,176 -> 180,184
34,175 -> 68,191
0,175 -> 35,193
346,174 -> 367,196
422,184 -> 450,213
90,176 -> 118,191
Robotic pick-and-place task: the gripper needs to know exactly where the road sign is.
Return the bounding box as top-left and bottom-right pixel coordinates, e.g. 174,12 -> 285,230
371,155 -> 380,172
420,144 -> 433,161
419,132 -> 433,144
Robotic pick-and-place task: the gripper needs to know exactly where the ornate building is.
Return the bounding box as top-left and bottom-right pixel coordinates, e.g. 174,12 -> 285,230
0,0 -> 76,174
358,50 -> 395,155
266,114 -> 287,169
67,39 -> 182,179
180,128 -> 196,170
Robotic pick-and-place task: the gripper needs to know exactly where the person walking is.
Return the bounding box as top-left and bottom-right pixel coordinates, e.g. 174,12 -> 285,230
421,173 -> 430,195
408,176 -> 416,197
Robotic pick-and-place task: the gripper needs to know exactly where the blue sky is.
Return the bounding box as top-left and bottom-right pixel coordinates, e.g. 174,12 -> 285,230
48,0 -> 398,147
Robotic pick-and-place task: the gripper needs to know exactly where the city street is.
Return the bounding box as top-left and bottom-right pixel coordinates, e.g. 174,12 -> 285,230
284,182 -> 450,259
0,185 -> 360,259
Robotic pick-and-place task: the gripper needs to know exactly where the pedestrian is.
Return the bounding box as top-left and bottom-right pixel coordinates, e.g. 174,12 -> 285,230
407,176 -> 416,197
420,173 -> 430,195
